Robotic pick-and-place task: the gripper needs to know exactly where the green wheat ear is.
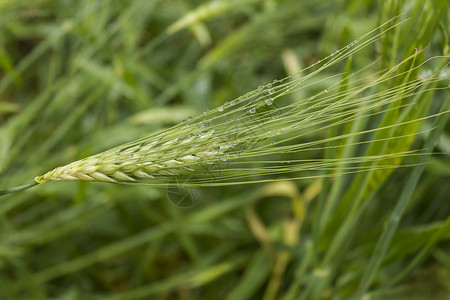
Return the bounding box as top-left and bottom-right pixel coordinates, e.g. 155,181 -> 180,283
1,17 -> 449,195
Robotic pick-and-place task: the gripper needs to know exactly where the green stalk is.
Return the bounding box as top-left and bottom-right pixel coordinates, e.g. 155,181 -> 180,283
386,216 -> 450,289
0,182 -> 37,197
355,94 -> 450,298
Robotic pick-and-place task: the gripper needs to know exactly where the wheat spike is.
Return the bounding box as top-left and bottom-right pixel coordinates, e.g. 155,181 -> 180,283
32,18 -> 449,188
0,18 -> 446,193
34,129 -> 227,184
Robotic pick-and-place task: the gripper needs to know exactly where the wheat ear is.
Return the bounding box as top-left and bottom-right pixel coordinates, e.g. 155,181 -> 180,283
1,17 -> 448,194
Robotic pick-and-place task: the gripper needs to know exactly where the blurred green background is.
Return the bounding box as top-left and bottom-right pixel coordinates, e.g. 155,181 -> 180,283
0,0 -> 449,299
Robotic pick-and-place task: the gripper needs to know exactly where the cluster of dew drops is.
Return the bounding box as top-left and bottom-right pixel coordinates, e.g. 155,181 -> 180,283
176,36 -> 364,148
180,77 -> 286,128
216,78 -> 286,116
180,35 -> 364,127
174,78 -> 293,162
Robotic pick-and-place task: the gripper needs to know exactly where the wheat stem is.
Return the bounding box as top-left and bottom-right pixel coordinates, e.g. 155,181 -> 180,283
0,182 -> 38,196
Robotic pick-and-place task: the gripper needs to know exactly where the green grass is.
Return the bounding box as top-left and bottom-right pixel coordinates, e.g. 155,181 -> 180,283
0,0 -> 449,299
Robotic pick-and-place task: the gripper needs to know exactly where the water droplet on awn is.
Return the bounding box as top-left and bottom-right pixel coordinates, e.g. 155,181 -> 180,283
265,98 -> 274,105
249,107 -> 256,114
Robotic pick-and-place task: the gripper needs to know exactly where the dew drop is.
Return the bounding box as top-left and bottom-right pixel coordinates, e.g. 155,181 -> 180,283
218,106 -> 224,112
273,79 -> 279,84
203,109 -> 210,114
267,84 -> 272,88
268,88 -> 275,95
258,85 -> 264,91
188,116 -> 194,121
249,107 -> 256,114
221,155 -> 228,161
265,98 -> 274,106
230,100 -> 236,106
324,89 -> 329,93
